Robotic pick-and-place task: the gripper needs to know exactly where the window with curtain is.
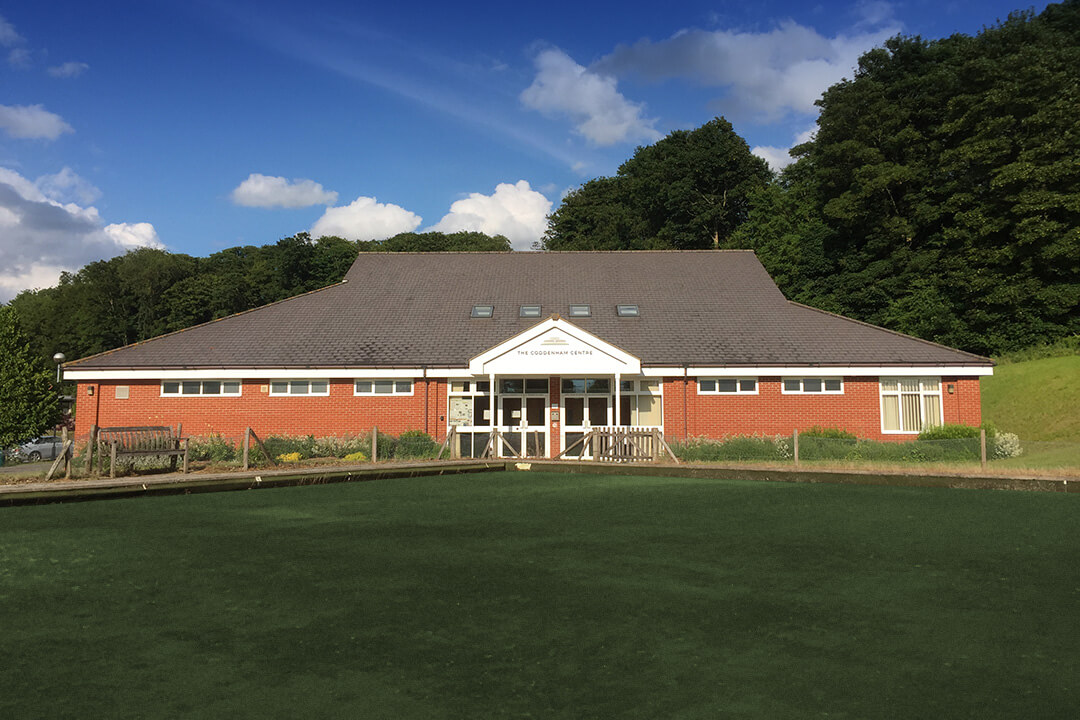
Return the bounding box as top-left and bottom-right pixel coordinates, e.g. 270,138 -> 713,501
880,378 -> 942,433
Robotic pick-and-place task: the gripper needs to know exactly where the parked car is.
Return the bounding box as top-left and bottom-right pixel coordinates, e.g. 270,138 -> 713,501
17,436 -> 62,462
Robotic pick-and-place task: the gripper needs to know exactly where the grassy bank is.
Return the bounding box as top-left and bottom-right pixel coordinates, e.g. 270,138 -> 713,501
2,472 -> 1077,718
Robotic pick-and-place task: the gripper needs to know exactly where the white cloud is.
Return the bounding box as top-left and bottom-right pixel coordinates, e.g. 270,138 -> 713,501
428,180 -> 552,250
0,103 -> 74,140
521,48 -> 661,146
594,19 -> 899,123
230,173 -> 338,208
36,167 -> 102,205
752,124 -> 819,172
47,61 -> 89,78
0,167 -> 163,301
310,196 -> 422,240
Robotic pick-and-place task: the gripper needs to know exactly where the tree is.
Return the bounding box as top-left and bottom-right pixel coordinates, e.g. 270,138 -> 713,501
543,117 -> 772,250
740,2 -> 1080,355
0,306 -> 59,451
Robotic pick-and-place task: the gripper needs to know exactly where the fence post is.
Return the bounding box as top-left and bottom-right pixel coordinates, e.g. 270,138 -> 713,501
980,428 -> 987,470
87,425 -> 97,476
793,428 -> 800,469
372,426 -> 378,462
242,428 -> 251,471
62,426 -> 71,479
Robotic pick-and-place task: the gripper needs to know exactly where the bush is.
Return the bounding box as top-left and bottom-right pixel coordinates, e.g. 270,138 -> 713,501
918,424 -> 982,441
260,435 -> 317,460
992,432 -> 1023,459
393,430 -> 439,460
314,435 -> 369,458
673,435 -> 789,463
801,426 -> 856,440
188,435 -> 237,462
277,452 -> 302,463
343,451 -> 369,462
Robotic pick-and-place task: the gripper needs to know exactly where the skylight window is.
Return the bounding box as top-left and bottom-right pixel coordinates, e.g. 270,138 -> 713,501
471,305 -> 494,318
519,305 -> 542,318
616,304 -> 639,317
568,304 -> 591,318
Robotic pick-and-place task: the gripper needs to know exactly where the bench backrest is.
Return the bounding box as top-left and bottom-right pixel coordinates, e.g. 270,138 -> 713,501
98,426 -> 177,451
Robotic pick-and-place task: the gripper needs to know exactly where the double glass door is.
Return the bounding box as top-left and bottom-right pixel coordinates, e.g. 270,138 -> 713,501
561,378 -> 611,458
497,378 -> 549,458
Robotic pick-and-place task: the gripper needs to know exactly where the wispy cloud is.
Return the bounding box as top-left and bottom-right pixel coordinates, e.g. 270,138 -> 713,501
48,61 -> 90,78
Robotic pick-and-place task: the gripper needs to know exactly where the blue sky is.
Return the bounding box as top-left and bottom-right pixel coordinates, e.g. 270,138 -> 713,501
0,0 -> 1049,300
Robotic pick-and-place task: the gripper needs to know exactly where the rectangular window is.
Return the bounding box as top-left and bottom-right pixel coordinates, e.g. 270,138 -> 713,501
698,378 -> 757,394
162,380 -> 242,397
270,380 -> 330,396
354,379 -> 414,396
519,305 -> 542,318
880,377 -> 943,433
782,378 -> 844,394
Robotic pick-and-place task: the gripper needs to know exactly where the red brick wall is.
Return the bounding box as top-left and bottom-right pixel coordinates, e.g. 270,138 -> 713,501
75,374 -> 982,446
75,378 -> 439,443
665,375 -> 982,442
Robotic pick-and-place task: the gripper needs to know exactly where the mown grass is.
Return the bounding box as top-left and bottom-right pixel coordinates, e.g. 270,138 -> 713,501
2,472 -> 1077,718
982,355 -> 1079,442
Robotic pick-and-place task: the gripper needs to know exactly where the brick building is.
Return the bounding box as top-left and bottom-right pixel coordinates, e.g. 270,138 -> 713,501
65,251 -> 992,458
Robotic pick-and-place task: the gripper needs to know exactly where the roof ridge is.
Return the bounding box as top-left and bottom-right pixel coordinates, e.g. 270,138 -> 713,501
65,280 -> 350,367
786,301 -> 994,364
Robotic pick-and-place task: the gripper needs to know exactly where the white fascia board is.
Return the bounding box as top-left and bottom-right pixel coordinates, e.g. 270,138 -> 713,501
682,366 -> 994,377
65,368 -> 427,381
469,317 -> 640,375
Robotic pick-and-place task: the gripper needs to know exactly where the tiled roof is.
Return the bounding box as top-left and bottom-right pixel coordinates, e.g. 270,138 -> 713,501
68,251 -> 990,369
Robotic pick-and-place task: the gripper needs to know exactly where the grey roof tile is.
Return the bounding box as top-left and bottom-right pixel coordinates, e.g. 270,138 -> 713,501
68,251 -> 990,370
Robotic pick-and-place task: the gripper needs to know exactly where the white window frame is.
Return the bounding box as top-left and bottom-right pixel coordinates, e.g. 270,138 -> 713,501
781,377 -> 844,394
269,379 -> 330,397
161,380 -> 242,397
354,379 -> 414,396
880,377 -> 943,434
697,377 -> 758,395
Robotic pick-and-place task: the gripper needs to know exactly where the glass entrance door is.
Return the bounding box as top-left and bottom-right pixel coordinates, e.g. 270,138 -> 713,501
497,378 -> 548,458
560,377 -> 611,458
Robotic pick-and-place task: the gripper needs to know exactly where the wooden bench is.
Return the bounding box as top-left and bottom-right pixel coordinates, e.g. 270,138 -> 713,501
96,425 -> 189,478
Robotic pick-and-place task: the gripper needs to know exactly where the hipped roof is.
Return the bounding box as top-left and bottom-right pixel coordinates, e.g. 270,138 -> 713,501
68,250 -> 989,370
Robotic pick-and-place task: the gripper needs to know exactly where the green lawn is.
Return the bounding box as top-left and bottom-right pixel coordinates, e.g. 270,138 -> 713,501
2,472 -> 1078,718
982,355 -> 1080,442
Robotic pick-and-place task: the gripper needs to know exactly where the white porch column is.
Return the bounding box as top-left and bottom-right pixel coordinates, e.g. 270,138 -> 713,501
614,372 -> 621,427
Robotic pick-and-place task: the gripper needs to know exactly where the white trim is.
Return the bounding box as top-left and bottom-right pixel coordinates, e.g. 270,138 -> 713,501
683,366 -> 992,377
468,317 -> 640,376
66,368 -> 426,381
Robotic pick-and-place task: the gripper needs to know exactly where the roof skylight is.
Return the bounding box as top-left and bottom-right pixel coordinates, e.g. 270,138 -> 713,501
616,304 -> 640,317
519,305 -> 542,318
471,305 -> 494,318
568,304 -> 591,318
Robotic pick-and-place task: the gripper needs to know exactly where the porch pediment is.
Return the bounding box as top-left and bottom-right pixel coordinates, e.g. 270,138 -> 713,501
469,318 -> 641,376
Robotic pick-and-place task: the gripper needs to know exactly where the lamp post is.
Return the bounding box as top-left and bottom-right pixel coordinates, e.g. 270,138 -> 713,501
52,352 -> 66,383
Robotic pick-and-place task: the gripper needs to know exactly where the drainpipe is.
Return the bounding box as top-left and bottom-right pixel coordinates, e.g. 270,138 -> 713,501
682,365 -> 688,440
423,367 -> 429,436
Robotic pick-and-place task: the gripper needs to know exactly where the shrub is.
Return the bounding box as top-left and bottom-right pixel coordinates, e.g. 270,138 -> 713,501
801,426 -> 856,440
314,435 -> 369,458
393,430 -> 439,460
260,435 -> 317,460
992,432 -> 1023,459
918,424 -> 982,441
672,435 -> 788,463
343,451 -> 369,462
188,435 -> 237,462
277,452 -> 302,463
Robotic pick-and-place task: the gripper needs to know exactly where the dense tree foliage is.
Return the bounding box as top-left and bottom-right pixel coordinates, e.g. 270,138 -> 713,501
544,117 -> 772,250
7,231 -> 510,365
733,1 -> 1080,355
0,306 -> 59,448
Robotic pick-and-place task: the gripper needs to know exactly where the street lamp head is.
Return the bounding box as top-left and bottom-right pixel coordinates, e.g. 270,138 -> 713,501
53,352 -> 66,364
